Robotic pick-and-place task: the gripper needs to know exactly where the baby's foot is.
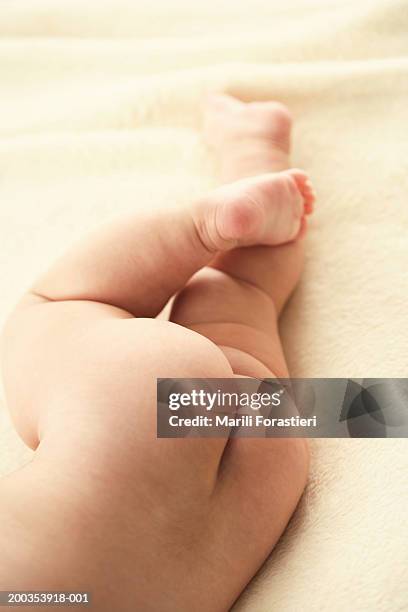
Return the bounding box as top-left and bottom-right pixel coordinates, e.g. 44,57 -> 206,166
204,93 -> 293,178
195,168 -> 315,252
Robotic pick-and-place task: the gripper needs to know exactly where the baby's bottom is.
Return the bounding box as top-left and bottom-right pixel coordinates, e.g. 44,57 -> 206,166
0,95 -> 310,611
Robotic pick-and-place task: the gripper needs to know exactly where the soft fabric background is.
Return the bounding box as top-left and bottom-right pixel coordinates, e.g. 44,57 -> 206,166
0,0 -> 407,610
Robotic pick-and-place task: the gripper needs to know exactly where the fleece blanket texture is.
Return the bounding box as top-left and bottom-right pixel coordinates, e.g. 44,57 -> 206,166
0,0 -> 407,610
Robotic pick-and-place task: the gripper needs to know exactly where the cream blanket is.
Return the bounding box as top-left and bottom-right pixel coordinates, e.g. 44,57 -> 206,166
1,0 -> 407,610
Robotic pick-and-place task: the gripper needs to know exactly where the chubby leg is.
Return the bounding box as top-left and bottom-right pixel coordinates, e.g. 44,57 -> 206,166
31,170 -> 312,316
29,92 -> 312,322
171,93 -> 311,376
170,94 -> 311,549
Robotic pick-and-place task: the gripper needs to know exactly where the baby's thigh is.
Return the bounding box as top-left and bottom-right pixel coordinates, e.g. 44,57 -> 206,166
41,316 -> 233,488
41,314 -> 232,422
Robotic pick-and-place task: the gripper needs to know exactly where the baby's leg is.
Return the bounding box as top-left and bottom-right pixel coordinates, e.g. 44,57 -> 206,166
171,93 -> 310,376
167,94 -> 312,600
32,172 -> 312,317
167,98 -> 312,577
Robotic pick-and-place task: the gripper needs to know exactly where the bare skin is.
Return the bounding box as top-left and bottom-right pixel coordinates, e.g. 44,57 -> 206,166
0,94 -> 313,611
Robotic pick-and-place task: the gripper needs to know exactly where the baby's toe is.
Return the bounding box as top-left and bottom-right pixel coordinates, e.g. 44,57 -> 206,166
287,168 -> 316,214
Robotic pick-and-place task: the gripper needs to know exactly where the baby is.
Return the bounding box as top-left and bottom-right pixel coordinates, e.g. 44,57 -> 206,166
0,94 -> 314,611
